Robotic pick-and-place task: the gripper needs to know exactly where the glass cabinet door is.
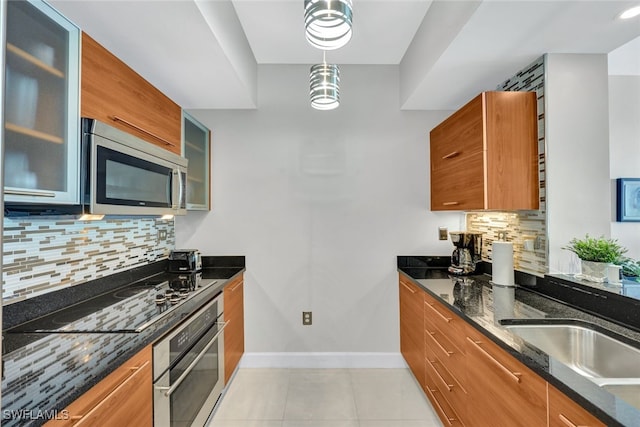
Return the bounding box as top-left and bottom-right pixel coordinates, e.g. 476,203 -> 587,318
3,0 -> 80,204
182,112 -> 210,210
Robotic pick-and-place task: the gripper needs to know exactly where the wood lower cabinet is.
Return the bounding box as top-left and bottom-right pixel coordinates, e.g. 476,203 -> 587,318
465,325 -> 547,426
81,33 -> 182,154
45,345 -> 152,427
224,273 -> 245,384
400,274 -> 607,427
429,91 -> 539,211
399,274 -> 425,389
424,293 -> 468,426
548,385 -> 606,427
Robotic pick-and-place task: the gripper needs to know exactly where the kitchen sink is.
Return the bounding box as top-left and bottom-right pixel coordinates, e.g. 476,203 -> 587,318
503,323 -> 640,379
600,381 -> 640,409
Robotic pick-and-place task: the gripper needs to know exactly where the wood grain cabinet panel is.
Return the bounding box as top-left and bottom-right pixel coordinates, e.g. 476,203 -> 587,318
549,385 -> 606,427
429,91 -> 539,211
45,346 -> 152,427
81,33 -> 181,154
399,274 -> 426,389
464,325 -> 546,427
224,274 -> 245,384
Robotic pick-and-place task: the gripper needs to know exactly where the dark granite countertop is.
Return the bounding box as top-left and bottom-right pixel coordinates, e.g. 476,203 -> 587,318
398,264 -> 640,427
1,256 -> 245,427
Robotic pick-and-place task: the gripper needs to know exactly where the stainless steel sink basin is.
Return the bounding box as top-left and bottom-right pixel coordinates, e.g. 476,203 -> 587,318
504,322 -> 640,411
600,381 -> 640,409
503,323 -> 640,379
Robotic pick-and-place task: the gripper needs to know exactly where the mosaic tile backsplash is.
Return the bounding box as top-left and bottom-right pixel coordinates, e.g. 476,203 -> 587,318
2,217 -> 174,304
466,55 -> 547,277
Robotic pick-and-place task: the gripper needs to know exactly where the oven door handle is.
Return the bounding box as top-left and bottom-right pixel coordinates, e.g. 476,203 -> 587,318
155,321 -> 228,397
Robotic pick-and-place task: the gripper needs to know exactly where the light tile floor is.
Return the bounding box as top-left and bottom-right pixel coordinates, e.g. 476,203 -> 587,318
207,368 -> 443,427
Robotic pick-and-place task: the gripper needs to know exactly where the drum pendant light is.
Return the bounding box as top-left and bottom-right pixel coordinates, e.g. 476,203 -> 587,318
310,61 -> 340,110
304,0 -> 353,50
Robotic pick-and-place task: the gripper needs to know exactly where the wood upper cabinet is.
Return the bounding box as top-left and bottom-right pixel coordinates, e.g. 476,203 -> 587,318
548,385 -> 606,427
45,345 -> 152,427
224,274 -> 245,384
81,33 -> 181,154
464,324 -> 546,427
399,273 -> 426,389
429,91 -> 539,211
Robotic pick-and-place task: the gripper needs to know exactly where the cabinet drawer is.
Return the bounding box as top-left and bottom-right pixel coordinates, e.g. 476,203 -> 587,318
424,317 -> 466,386
425,345 -> 467,423
424,367 -> 465,427
430,151 -> 484,211
464,325 -> 546,426
424,294 -> 466,352
46,346 -> 152,427
548,385 -> 606,427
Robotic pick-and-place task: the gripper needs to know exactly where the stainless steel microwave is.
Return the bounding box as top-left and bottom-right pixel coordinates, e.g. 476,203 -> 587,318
81,118 -> 188,216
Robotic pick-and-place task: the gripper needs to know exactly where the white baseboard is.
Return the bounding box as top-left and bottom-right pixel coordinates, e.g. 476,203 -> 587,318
239,352 -> 407,369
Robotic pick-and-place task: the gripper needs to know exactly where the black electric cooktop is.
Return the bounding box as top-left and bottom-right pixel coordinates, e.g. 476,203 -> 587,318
7,272 -> 220,333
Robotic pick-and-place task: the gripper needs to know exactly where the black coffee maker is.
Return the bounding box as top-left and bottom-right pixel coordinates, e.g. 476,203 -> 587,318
448,232 -> 483,275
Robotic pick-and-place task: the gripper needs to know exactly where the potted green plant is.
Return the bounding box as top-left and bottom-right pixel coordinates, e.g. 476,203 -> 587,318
563,235 -> 627,282
621,258 -> 640,282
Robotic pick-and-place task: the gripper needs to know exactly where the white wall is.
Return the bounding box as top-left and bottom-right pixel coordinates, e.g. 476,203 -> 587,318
545,54 -> 611,273
610,75 -> 640,259
176,65 -> 462,363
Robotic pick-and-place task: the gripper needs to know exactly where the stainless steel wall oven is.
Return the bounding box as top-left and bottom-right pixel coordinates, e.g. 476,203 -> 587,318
153,292 -> 226,427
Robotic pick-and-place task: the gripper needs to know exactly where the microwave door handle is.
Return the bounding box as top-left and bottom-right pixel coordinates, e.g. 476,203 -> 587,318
170,170 -> 181,209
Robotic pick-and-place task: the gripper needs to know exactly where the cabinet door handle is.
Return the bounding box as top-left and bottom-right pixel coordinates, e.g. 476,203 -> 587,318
466,337 -> 521,383
230,281 -> 243,292
558,413 -> 589,427
427,358 -> 453,392
73,359 -> 150,425
112,116 -> 177,147
426,387 -> 457,426
442,151 -> 460,160
427,330 -> 454,357
4,189 -> 56,197
401,282 -> 416,294
442,202 -> 459,206
425,301 -> 452,323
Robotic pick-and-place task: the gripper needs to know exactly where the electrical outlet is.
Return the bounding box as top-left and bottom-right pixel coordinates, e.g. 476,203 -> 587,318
158,230 -> 167,241
438,227 -> 448,241
302,311 -> 312,326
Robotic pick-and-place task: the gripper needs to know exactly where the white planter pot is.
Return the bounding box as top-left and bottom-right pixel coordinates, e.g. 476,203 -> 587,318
580,260 -> 608,282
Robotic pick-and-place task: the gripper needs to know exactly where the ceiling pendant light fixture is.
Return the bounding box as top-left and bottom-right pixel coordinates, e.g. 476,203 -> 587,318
304,0 -> 353,50
310,58 -> 340,110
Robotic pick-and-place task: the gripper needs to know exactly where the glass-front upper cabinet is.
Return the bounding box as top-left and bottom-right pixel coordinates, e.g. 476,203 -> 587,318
182,112 -> 211,210
3,0 -> 80,204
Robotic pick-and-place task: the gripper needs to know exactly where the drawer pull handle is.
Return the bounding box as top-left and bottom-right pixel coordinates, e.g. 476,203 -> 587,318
427,358 -> 453,392
558,413 -> 588,427
401,282 -> 416,294
466,337 -> 521,383
442,202 -> 459,206
427,330 -> 454,357
230,281 -> 243,292
442,151 -> 460,160
426,387 -> 456,426
112,116 -> 177,147
73,359 -> 150,425
425,301 -> 452,323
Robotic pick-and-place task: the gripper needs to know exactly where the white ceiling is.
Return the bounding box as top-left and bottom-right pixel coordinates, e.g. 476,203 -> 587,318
50,0 -> 640,111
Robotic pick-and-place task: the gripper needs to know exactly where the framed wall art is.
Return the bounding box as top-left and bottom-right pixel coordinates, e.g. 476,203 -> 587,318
617,178 -> 640,222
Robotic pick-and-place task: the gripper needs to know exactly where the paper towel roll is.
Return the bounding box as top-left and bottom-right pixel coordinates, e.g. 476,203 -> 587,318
492,241 -> 514,286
